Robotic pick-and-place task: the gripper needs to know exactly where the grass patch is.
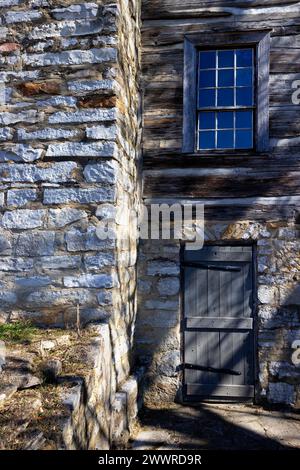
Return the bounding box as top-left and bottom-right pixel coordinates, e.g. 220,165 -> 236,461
0,321 -> 39,343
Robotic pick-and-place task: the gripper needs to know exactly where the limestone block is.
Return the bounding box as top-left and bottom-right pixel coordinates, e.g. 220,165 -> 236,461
44,187 -> 116,205
0,145 -> 43,162
66,227 -> 115,252
157,277 -> 180,296
0,127 -> 13,141
0,162 -> 78,183
2,209 -> 46,229
46,142 -> 118,158
258,285 -> 278,305
49,108 -> 117,124
147,260 -> 180,276
14,231 -> 55,256
48,208 -> 87,228
268,382 -> 296,405
83,161 -> 119,183
51,4 -> 99,21
4,11 -> 43,24
7,189 -> 38,207
17,128 -> 78,141
23,48 -> 117,67
63,273 -> 119,288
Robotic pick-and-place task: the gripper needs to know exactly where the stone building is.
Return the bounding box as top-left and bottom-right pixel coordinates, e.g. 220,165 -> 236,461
0,0 -> 299,449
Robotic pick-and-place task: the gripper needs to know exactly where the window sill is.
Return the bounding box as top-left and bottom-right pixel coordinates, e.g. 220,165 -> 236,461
183,149 -> 269,157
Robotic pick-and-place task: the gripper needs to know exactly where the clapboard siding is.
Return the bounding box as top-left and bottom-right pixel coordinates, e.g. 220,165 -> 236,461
141,1 -> 300,200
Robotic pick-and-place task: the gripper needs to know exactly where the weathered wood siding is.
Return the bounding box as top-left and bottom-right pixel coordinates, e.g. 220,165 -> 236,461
141,0 -> 300,201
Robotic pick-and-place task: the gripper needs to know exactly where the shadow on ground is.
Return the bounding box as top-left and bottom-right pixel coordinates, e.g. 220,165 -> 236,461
130,403 -> 300,450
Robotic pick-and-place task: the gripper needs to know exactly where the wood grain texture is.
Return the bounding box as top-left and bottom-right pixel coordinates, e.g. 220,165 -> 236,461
141,1 -> 300,201
183,245 -> 254,399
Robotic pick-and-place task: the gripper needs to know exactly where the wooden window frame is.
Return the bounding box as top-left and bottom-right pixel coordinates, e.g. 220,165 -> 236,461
183,30 -> 271,154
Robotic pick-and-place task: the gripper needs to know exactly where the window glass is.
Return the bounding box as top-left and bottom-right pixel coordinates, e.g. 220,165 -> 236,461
199,131 -> 215,149
198,48 -> 254,150
200,51 -> 216,69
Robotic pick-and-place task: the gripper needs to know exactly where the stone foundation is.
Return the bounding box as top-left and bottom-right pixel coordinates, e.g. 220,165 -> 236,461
136,215 -> 300,408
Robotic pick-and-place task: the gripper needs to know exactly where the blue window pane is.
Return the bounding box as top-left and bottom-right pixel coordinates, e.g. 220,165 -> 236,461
217,111 -> 233,129
218,69 -> 234,87
199,131 -> 215,149
236,68 -> 253,87
236,130 -> 253,149
217,130 -> 234,149
236,87 -> 253,106
199,70 -> 216,88
199,112 -> 215,130
200,51 -> 216,69
199,89 -> 215,107
217,88 -> 234,106
236,49 -> 253,67
218,50 -> 234,68
236,110 -> 252,129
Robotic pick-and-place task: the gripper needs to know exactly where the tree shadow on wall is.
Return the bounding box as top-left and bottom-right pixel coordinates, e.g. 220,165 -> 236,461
134,0 -> 300,447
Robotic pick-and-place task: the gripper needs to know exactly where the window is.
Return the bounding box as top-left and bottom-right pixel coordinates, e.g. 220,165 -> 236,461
198,48 -> 254,150
183,31 -> 270,154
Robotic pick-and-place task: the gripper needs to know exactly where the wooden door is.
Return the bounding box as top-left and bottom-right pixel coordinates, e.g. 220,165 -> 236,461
183,245 -> 255,400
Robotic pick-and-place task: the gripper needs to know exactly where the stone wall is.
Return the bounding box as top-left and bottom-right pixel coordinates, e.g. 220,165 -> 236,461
0,324 -> 143,449
136,215 -> 300,408
0,0 -> 141,406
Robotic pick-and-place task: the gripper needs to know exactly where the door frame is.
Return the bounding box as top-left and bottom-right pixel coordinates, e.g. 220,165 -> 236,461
179,241 -> 258,403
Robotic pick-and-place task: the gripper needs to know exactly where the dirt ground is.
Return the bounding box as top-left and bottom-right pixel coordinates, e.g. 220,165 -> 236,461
130,403 -> 300,450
